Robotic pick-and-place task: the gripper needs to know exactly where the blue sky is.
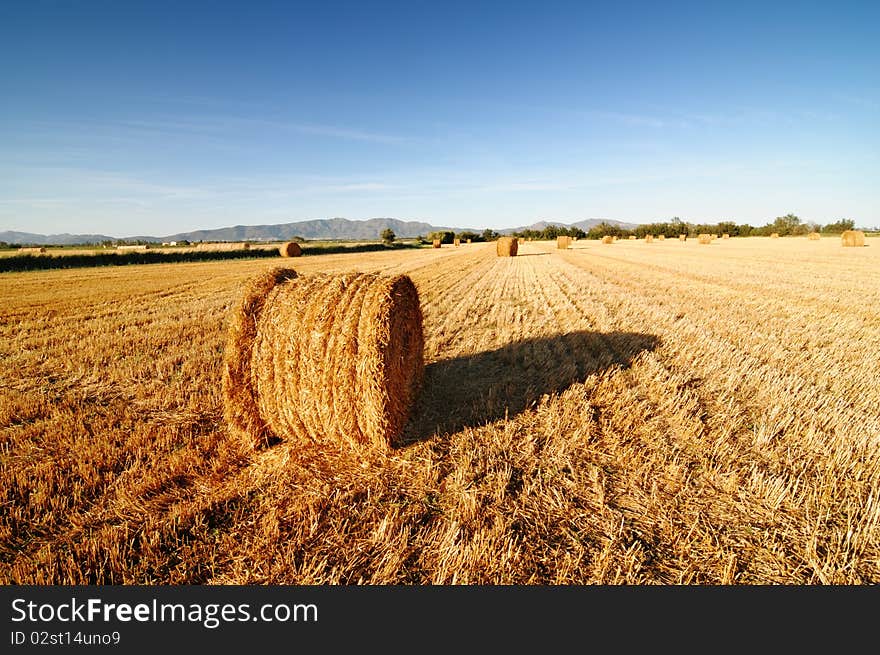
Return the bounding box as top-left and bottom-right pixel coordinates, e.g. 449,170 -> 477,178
1,0 -> 878,236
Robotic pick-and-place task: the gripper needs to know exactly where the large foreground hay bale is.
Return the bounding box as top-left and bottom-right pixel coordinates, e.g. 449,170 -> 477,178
279,241 -> 302,257
808,232 -> 821,240
601,235 -> 613,244
841,230 -> 865,247
698,233 -> 712,244
556,236 -> 571,249
496,236 -> 518,256
223,267 -> 424,450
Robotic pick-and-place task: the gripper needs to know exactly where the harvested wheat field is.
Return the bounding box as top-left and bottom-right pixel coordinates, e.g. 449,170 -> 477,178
2,236 -> 879,584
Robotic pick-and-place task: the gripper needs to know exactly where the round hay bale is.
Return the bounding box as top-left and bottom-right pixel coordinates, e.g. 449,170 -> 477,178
770,233 -> 780,239
628,235 -> 636,240
556,236 -> 571,249
496,236 -> 518,256
678,234 -> 687,241
722,233 -> 730,239
808,232 -> 821,240
432,239 -> 441,248
698,233 -> 712,244
601,235 -> 613,244
657,234 -> 666,241
466,238 -> 472,244
645,235 -> 653,243
279,241 -> 302,257
223,267 -> 424,450
841,230 -> 865,247
453,238 -> 461,246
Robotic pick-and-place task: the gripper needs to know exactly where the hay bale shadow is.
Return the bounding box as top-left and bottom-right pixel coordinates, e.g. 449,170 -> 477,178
398,330 -> 660,446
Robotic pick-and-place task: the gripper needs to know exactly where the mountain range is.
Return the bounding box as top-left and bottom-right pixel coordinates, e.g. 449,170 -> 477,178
0,217 -> 638,246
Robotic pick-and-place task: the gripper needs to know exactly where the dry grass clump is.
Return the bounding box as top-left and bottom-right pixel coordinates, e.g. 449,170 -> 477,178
556,236 -> 571,249
645,235 -> 654,243
496,237 -> 519,256
432,240 -> 441,249
697,234 -> 712,244
808,232 -> 821,240
197,242 -> 251,252
279,242 -> 302,257
17,247 -> 46,254
770,233 -> 780,239
601,235 -> 614,244
223,267 -> 425,450
841,230 -> 866,247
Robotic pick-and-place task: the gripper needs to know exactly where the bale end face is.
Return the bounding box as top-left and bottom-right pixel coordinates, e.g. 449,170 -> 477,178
496,237 -> 518,256
279,241 -> 302,257
841,230 -> 866,247
223,269 -> 425,451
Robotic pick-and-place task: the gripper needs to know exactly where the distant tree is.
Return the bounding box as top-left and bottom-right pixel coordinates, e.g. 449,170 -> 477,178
821,218 -> 855,233
456,230 -> 481,242
770,213 -> 802,236
428,230 -> 455,244
380,228 -> 396,244
481,228 -> 500,241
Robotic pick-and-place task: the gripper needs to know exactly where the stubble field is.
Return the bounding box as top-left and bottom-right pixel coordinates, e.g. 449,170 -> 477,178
2,236 -> 878,584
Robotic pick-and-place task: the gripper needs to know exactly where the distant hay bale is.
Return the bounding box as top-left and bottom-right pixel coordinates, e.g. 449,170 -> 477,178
722,233 -> 730,239
279,241 -> 302,257
770,233 -> 780,239
628,235 -> 636,240
601,235 -> 614,244
453,238 -> 461,246
808,232 -> 821,240
517,237 -> 525,244
698,233 -> 712,244
657,235 -> 665,241
496,236 -> 518,256
222,267 -> 424,450
466,238 -> 472,244
644,235 -> 653,243
711,234 -> 717,240
678,234 -> 687,241
116,244 -> 150,251
556,236 -> 571,249
611,236 -> 618,242
18,247 -> 46,254
432,239 -> 441,248
841,230 -> 866,247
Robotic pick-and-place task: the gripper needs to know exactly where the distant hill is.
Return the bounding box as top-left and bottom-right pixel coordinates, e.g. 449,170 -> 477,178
162,217 -> 468,243
501,218 -> 638,234
1,217 -> 640,245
